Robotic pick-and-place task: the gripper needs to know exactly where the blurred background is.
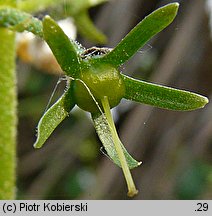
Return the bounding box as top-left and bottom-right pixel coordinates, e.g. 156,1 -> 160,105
16,0 -> 212,199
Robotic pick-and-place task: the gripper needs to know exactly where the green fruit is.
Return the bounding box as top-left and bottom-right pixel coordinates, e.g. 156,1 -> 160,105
73,63 -> 125,113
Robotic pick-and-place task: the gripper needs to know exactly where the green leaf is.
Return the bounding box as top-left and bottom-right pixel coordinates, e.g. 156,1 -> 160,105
0,7 -> 43,37
92,112 -> 141,169
43,16 -> 81,78
122,74 -> 209,111
34,85 -> 75,148
100,3 -> 179,67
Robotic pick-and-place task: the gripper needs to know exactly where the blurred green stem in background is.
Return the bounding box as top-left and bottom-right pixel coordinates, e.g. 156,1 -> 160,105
0,0 -> 107,199
0,0 -> 16,199
18,0 -> 107,44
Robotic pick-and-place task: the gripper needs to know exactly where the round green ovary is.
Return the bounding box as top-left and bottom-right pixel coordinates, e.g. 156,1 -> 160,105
73,64 -> 125,113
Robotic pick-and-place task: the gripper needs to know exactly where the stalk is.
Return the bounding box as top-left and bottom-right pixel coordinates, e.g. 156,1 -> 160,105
101,96 -> 138,197
0,0 -> 17,199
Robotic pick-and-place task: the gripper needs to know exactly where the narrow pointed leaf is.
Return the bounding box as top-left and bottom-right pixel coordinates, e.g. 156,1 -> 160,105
92,113 -> 141,169
122,74 -> 209,111
0,7 -> 43,37
34,86 -> 75,148
43,16 -> 81,78
100,3 -> 179,67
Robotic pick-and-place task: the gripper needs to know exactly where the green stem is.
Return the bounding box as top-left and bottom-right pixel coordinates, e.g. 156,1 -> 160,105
0,0 -> 17,200
0,28 -> 16,199
18,0 -> 63,13
101,96 -> 138,197
73,10 -> 107,44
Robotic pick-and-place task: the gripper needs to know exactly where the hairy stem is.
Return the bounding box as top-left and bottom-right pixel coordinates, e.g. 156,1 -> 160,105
0,0 -> 17,199
101,96 -> 138,197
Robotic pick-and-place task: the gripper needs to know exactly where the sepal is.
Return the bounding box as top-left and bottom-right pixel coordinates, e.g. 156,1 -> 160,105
34,84 -> 75,148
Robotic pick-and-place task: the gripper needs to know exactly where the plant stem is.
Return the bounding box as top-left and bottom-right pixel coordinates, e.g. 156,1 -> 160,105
0,1 -> 17,199
101,96 -> 138,197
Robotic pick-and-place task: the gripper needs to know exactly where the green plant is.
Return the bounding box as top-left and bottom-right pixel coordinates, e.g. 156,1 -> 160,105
18,0 -> 107,43
0,2 -> 209,198
0,0 -> 16,199
0,0 -> 107,199
34,3 -> 208,197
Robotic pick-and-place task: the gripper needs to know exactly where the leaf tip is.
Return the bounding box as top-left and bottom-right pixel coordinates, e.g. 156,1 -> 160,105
33,142 -> 40,149
131,161 -> 142,169
42,15 -> 55,29
172,2 -> 180,8
138,161 -> 142,166
200,96 -> 209,108
167,2 -> 179,10
43,15 -> 51,21
162,2 -> 179,20
173,2 -> 180,15
185,94 -> 209,111
33,137 -> 43,149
